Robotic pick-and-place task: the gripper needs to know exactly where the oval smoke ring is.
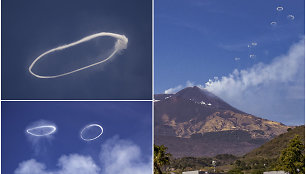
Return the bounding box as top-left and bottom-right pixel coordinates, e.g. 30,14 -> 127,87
29,32 -> 128,78
80,124 -> 104,141
26,125 -> 57,137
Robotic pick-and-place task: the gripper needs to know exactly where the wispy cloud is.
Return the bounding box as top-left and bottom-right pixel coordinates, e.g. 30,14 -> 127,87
14,136 -> 152,174
164,85 -> 183,94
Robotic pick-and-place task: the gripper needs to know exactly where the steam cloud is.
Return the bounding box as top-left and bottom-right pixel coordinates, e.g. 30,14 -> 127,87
164,81 -> 196,94
164,38 -> 305,125
14,136 -> 152,174
164,85 -> 183,94
205,38 -> 304,98
29,32 -> 128,78
204,38 -> 305,124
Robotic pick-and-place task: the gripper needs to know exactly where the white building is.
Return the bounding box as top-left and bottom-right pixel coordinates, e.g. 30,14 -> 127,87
263,171 -> 288,174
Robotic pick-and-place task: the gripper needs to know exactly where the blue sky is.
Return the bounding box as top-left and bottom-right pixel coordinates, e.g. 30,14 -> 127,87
2,0 -> 152,99
2,101 -> 152,174
155,0 -> 305,125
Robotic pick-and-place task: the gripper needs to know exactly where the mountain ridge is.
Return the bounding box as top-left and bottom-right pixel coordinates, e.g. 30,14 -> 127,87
154,86 -> 290,157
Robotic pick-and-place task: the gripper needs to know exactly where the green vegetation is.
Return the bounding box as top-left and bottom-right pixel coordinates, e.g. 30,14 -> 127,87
154,145 -> 172,174
228,167 -> 244,174
155,126 -> 305,174
171,156 -> 213,171
170,155 -> 237,173
232,126 -> 305,173
276,135 -> 305,174
243,126 -> 305,160
163,154 -> 238,173
229,158 -> 277,173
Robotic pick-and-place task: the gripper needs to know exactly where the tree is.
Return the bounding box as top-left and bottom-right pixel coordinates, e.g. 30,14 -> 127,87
277,135 -> 305,174
154,144 -> 172,174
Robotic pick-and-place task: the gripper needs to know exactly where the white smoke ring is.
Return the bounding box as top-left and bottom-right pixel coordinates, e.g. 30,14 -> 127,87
29,32 -> 128,78
80,124 -> 104,141
26,125 -> 57,136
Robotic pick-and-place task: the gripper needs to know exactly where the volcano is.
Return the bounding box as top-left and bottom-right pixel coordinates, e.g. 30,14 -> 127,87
154,86 -> 290,157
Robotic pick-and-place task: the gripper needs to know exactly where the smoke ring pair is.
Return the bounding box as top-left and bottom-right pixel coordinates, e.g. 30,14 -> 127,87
80,124 -> 104,141
29,32 -> 128,78
26,125 -> 57,136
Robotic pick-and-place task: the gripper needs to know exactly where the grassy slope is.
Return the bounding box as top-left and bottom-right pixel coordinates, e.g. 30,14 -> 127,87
242,125 -> 305,160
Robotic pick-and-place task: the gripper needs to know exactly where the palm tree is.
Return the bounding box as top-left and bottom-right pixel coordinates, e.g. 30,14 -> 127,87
154,144 -> 172,174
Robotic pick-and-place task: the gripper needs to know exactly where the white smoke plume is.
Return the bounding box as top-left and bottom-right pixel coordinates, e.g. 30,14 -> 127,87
163,38 -> 305,125
164,85 -> 183,94
204,37 -> 305,125
164,81 -> 194,94
205,38 -> 304,98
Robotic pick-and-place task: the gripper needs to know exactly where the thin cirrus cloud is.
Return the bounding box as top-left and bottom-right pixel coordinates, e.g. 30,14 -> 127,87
163,37 -> 305,125
14,136 -> 152,174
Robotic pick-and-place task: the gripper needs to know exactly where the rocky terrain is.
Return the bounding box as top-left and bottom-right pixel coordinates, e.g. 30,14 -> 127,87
154,86 -> 290,157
